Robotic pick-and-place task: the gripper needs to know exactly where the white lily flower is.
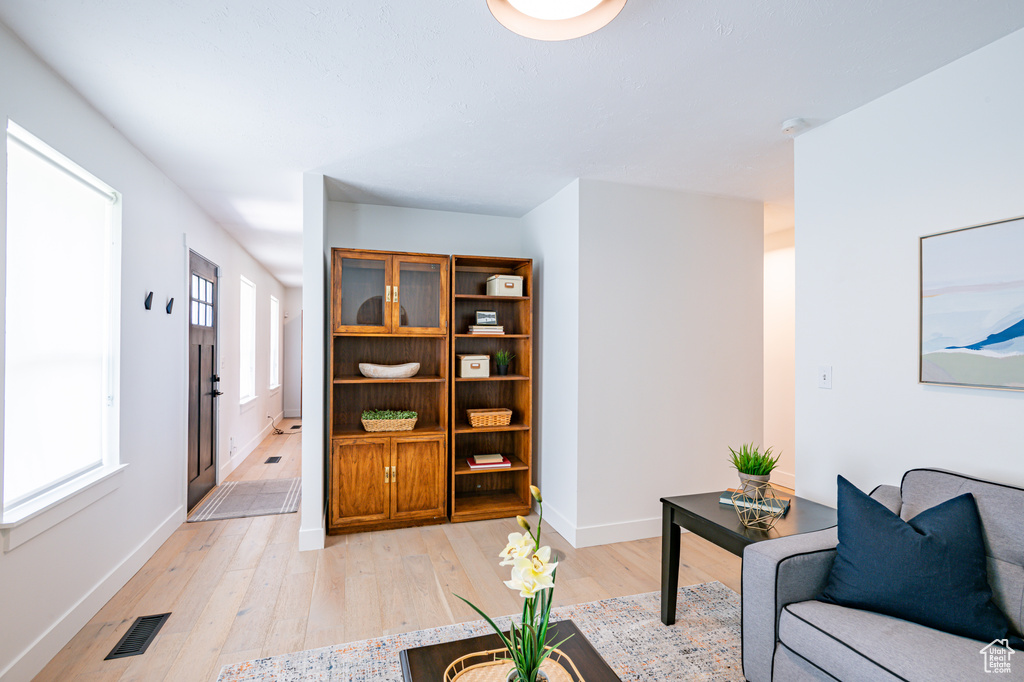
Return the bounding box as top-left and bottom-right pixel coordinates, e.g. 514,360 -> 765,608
503,546 -> 557,598
499,532 -> 534,566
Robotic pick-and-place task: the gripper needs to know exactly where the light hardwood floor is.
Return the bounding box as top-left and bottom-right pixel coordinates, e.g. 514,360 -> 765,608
34,423 -> 741,681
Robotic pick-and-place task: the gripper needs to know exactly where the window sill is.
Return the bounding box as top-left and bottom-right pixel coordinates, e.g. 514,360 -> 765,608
240,395 -> 259,411
268,384 -> 281,394
0,463 -> 128,552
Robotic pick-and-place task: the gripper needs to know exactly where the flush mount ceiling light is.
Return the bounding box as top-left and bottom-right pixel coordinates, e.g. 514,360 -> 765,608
487,0 -> 627,41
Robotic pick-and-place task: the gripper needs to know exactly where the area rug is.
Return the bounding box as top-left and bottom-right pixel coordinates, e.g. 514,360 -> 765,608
188,478 -> 301,522
216,581 -> 741,681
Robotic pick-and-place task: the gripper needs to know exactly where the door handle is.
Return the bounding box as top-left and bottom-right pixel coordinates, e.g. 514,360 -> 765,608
386,285 -> 391,303
385,466 -> 390,483
212,390 -> 224,396
391,465 -> 396,482
212,375 -> 221,383
393,286 -> 398,304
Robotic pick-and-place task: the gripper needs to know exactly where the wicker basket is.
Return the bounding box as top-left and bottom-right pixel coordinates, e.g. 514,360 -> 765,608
361,417 -> 417,432
443,648 -> 582,682
467,408 -> 513,428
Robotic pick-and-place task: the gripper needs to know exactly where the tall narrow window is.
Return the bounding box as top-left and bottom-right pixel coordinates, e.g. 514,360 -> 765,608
239,276 -> 256,403
4,121 -> 121,515
269,296 -> 280,389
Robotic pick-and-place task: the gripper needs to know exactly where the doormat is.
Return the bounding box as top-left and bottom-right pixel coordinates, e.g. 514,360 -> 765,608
188,478 -> 300,522
217,582 -> 741,681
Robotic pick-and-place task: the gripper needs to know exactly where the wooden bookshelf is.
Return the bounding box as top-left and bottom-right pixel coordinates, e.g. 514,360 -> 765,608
449,255 -> 533,523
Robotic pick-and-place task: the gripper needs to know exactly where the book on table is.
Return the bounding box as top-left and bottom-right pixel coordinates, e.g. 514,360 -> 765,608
718,489 -> 790,515
467,454 -> 512,469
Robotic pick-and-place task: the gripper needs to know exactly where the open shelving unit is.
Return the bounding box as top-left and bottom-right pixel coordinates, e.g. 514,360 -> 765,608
449,255 -> 533,523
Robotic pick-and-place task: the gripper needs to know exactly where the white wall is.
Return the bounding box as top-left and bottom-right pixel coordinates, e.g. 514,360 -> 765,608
299,173 -> 326,552
795,27 -> 1024,505
326,201 -> 523,256
283,286 -> 302,418
0,24 -> 284,681
520,181 -> 581,543
575,180 -> 764,546
764,229 -> 796,489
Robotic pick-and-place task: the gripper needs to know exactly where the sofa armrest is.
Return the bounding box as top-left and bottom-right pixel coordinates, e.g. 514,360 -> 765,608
869,483 -> 902,515
741,527 -> 838,682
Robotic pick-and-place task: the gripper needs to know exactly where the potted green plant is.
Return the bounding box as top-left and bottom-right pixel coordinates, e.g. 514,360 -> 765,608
455,486 -> 570,682
495,349 -> 516,376
361,409 -> 418,432
727,442 -> 781,494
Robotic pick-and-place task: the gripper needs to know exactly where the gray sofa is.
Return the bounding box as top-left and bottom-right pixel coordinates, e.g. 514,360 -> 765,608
742,468 -> 1024,681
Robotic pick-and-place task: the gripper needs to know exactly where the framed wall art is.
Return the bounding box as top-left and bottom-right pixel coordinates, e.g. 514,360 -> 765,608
920,215 -> 1024,390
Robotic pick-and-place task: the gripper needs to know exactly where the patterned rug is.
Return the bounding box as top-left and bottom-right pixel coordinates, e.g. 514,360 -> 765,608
188,478 -> 301,522
217,582 -> 742,681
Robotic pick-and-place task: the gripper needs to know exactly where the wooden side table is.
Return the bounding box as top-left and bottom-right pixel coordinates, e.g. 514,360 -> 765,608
660,491 -> 836,625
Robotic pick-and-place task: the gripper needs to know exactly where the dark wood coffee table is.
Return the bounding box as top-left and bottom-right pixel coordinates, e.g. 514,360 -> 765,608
660,491 -> 837,625
400,620 -> 620,681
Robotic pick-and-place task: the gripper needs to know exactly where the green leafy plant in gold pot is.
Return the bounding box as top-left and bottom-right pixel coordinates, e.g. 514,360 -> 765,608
455,486 -> 569,682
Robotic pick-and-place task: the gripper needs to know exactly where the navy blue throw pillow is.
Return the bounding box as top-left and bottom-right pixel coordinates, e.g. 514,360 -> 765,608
818,476 -> 1022,648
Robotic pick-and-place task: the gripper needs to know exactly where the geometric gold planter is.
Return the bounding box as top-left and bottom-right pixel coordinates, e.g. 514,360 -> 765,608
731,474 -> 785,530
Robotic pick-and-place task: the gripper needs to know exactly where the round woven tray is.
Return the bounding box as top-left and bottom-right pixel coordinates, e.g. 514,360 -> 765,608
361,417 -> 417,432
444,648 -> 583,682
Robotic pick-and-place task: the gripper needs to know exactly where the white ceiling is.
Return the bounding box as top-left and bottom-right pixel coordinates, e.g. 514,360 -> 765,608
2,1 -> 1023,287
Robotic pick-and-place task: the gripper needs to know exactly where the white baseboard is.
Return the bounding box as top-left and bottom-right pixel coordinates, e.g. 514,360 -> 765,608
773,470 -> 796,490
540,503 -> 577,548
283,409 -> 301,419
298,508 -> 325,552
0,507 -> 182,682
573,515 -> 661,548
219,411 -> 284,480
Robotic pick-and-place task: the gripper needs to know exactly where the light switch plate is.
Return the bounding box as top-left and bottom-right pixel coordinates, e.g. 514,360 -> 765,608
818,365 -> 833,389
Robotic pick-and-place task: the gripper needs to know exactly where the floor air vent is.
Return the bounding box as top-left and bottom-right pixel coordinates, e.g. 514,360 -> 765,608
290,425 -> 301,429
266,456 -> 281,463
105,613 -> 170,660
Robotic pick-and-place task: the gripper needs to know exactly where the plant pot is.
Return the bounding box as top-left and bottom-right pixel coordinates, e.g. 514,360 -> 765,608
738,472 -> 770,495
496,364 -> 509,376
506,669 -> 549,682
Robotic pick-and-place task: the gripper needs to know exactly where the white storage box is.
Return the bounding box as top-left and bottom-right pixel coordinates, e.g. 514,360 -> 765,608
457,354 -> 490,378
486,274 -> 523,297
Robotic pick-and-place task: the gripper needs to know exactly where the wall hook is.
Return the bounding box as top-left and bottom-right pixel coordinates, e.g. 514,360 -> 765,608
166,298 -> 174,314
145,292 -> 153,310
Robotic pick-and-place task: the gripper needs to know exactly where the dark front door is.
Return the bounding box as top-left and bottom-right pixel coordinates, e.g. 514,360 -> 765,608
188,251 -> 220,511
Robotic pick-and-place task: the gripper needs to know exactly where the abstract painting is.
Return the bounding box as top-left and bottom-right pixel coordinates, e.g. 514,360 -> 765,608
920,216 -> 1024,390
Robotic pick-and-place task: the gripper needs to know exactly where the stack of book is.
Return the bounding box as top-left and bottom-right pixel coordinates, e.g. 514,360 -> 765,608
468,325 -> 504,335
718,489 -> 790,515
467,454 -> 512,469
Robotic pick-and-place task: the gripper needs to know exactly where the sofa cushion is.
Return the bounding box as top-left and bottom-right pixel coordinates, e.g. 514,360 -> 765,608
780,600 -> 1022,681
818,475 -> 1019,646
901,468 -> 1024,637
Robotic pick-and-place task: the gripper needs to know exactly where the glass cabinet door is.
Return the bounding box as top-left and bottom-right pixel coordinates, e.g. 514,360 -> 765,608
392,256 -> 448,334
332,251 -> 391,333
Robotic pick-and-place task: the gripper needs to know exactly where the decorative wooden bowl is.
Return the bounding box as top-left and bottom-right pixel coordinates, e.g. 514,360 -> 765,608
359,362 -> 420,378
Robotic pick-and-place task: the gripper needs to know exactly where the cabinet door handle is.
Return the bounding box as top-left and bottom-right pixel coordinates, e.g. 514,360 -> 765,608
384,466 -> 390,483
385,285 -> 391,303
391,465 -> 396,482
393,285 -> 399,303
